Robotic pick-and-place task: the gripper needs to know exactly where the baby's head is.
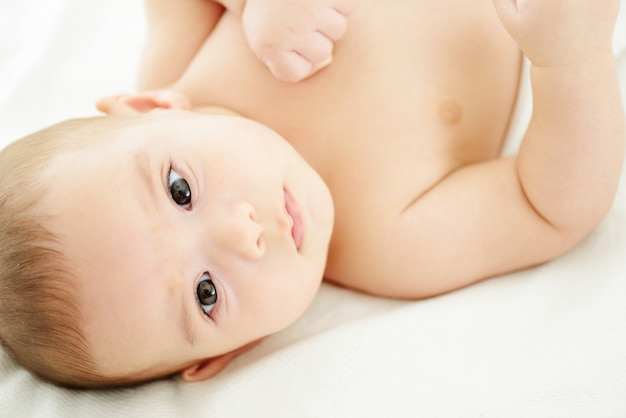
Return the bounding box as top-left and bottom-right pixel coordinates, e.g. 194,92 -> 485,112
0,110 -> 334,387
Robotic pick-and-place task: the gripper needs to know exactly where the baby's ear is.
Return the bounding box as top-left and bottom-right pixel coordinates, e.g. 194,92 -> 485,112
179,354 -> 234,382
179,338 -> 264,383
95,90 -> 192,115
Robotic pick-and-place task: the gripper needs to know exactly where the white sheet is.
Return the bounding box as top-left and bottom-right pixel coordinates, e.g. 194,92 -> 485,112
1,1 -> 626,417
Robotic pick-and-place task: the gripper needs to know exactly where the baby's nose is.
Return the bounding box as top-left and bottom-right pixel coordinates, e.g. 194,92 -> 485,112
217,202 -> 265,260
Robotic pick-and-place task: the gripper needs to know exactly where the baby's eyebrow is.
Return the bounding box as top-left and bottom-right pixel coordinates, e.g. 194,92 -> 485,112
134,147 -> 159,214
180,293 -> 197,346
134,148 -> 197,345
135,148 -> 196,345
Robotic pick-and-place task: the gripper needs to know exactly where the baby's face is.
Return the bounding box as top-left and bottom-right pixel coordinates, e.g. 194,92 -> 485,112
43,110 -> 334,379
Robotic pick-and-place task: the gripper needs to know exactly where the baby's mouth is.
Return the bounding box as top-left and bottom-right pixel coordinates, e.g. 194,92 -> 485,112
284,189 -> 305,250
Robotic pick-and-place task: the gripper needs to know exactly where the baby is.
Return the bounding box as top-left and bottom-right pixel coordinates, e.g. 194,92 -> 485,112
0,0 -> 624,388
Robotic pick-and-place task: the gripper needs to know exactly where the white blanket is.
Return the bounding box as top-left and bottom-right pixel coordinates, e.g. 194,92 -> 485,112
1,1 -> 626,417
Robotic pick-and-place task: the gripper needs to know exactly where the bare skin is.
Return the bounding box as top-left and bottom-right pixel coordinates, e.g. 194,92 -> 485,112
82,0 -> 623,381
136,0 -> 524,298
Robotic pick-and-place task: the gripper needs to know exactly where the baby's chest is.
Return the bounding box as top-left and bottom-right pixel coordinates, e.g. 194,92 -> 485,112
175,0 -> 520,206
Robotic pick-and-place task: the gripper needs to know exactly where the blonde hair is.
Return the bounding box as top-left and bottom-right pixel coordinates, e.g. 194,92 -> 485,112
0,117 -> 155,388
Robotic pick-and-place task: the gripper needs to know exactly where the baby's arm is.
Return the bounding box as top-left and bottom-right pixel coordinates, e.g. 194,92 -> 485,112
139,0 -> 353,89
138,0 -> 225,90
493,0 -> 625,229
368,0 -> 625,298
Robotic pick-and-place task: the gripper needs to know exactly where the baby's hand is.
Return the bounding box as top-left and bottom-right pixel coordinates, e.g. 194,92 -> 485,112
492,0 -> 620,67
242,0 -> 355,82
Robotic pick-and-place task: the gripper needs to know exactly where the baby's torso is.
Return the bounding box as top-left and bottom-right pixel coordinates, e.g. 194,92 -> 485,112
173,0 -> 521,282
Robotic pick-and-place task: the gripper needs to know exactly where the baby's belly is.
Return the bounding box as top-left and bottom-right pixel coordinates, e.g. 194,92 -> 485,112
174,0 -> 521,275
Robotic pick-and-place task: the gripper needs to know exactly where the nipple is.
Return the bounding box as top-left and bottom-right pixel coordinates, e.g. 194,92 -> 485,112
438,100 -> 462,125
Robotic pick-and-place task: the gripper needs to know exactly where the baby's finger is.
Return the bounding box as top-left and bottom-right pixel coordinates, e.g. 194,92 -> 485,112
266,51 -> 315,83
266,31 -> 334,83
318,7 -> 349,41
332,0 -> 357,17
267,47 -> 333,83
310,55 -> 333,74
295,31 -> 334,66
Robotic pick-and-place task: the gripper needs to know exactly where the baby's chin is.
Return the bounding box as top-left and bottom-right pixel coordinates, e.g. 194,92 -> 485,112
284,142 -> 334,232
306,169 -> 335,251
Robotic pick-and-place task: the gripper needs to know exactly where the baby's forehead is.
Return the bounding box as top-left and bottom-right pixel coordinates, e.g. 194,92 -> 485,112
46,117 -> 141,161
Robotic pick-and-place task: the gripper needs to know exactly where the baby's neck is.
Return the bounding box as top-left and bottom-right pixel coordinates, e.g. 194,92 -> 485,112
193,106 -> 240,117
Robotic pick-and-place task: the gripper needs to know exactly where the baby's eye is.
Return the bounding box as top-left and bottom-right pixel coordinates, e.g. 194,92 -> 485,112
168,169 -> 191,209
197,273 -> 218,316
